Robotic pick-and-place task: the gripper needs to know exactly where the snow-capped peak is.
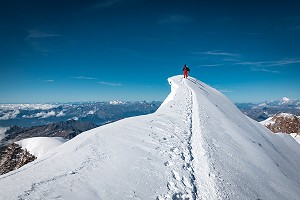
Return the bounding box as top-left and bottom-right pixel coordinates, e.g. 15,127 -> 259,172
109,100 -> 124,105
0,75 -> 299,200
280,97 -> 291,104
282,97 -> 290,101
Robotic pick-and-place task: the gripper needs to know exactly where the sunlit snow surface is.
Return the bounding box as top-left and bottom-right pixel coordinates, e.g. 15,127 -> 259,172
0,75 -> 299,200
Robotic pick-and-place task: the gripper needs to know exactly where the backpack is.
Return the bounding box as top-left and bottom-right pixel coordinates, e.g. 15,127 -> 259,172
186,67 -> 190,72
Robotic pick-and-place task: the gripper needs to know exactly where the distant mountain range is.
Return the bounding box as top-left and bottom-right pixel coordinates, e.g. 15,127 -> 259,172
1,98 -> 299,128
236,97 -> 300,121
0,101 -> 161,127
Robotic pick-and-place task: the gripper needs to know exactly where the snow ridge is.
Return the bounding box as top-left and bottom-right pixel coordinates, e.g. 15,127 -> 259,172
157,78 -> 199,199
186,79 -> 219,199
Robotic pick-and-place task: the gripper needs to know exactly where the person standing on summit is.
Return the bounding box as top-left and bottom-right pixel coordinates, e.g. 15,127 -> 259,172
182,64 -> 190,78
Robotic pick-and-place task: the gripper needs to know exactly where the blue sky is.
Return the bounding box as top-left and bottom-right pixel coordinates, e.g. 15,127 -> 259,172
1,0 -> 300,103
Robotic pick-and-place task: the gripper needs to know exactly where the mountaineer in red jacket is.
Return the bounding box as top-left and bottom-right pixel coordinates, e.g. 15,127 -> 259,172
182,64 -> 190,78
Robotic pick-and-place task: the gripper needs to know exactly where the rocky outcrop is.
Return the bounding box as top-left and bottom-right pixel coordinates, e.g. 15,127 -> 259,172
0,143 -> 36,175
263,113 -> 300,134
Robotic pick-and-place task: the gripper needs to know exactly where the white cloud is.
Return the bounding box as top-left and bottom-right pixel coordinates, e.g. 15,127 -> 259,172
90,0 -> 123,9
236,58 -> 300,73
27,29 -> 61,39
158,15 -> 192,24
87,0 -> 144,11
25,29 -> 61,54
201,64 -> 223,67
98,81 -> 122,86
72,76 -> 98,80
250,67 -> 280,73
193,50 -> 239,57
56,111 -> 66,117
0,109 -> 20,120
0,104 -> 58,111
223,58 -> 242,62
268,59 -> 300,66
236,59 -> 300,67
23,111 -> 56,119
41,111 -> 56,118
0,104 -> 64,120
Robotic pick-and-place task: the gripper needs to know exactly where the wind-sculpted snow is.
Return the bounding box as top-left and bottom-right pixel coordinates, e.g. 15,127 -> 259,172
16,137 -> 67,158
0,75 -> 299,200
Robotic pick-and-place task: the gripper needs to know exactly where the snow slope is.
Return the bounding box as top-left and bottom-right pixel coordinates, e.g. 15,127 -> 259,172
0,75 -> 299,200
290,133 -> 300,144
15,137 -> 67,158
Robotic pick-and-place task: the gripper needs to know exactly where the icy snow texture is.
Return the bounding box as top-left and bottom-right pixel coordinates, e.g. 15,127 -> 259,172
0,75 -> 299,200
15,137 -> 67,158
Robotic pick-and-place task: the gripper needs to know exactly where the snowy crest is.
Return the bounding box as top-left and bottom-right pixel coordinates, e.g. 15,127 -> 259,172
280,97 -> 292,105
159,78 -> 178,107
16,137 -> 67,158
